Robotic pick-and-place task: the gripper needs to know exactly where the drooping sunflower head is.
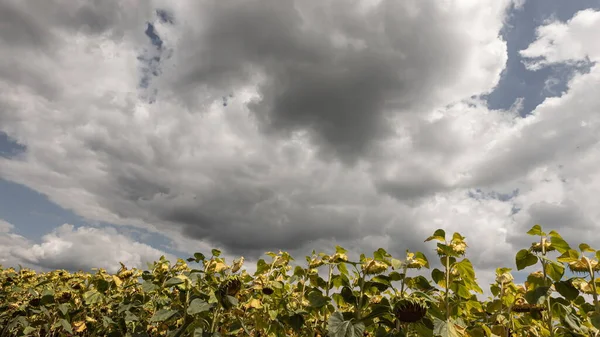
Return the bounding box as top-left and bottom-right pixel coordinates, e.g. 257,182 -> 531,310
219,276 -> 243,297
57,291 -> 72,304
361,258 -> 388,275
329,252 -> 349,264
393,297 -> 428,323
495,270 -> 514,285
308,257 -> 326,269
261,287 -> 274,295
436,242 -> 467,257
511,297 -> 545,313
568,256 -> 600,275
530,240 -> 554,253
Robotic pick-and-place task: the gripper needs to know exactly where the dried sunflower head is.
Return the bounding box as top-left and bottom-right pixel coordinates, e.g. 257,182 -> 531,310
496,272 -> 514,285
530,240 -> 554,253
436,242 -> 467,256
361,258 -> 388,275
118,270 -> 135,279
329,252 -> 349,264
308,257 -> 325,269
219,277 -> 242,297
231,257 -> 244,273
568,256 -> 600,275
511,298 -> 545,313
57,291 -> 72,304
393,298 -> 428,323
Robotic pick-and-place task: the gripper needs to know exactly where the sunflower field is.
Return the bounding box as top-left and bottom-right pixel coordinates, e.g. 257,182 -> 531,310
1,224 -> 600,337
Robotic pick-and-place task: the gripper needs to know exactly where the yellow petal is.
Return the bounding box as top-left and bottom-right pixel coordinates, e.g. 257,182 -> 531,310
112,275 -> 122,287
73,321 -> 87,332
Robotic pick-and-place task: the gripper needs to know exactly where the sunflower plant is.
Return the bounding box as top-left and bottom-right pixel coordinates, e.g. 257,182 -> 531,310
2,225 -> 600,337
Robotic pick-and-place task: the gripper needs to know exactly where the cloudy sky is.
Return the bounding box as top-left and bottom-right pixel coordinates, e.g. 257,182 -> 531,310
1,0 -> 600,290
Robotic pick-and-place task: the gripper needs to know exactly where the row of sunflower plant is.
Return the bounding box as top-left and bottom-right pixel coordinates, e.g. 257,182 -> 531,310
1,225 -> 600,336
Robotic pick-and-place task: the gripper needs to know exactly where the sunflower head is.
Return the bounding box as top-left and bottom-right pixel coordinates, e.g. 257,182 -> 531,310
495,270 -> 514,285
308,257 -> 326,269
393,298 -> 428,323
511,297 -> 545,313
329,252 -> 349,264
57,291 -> 72,304
530,239 -> 554,254
361,258 -> 388,275
219,276 -> 243,297
568,256 -> 599,275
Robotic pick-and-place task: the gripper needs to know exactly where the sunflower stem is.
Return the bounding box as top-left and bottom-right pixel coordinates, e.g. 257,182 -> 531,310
540,237 -> 554,337
586,257 -> 600,313
445,254 -> 451,321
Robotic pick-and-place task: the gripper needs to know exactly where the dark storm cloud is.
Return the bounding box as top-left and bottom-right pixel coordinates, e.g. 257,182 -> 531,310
147,185 -> 369,257
164,0 -> 493,163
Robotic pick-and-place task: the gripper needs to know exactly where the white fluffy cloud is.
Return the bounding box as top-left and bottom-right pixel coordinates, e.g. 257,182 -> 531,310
0,1 -> 599,292
0,219 -> 175,273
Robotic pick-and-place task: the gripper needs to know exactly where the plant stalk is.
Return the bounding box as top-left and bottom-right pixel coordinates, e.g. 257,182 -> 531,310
445,255 -> 451,321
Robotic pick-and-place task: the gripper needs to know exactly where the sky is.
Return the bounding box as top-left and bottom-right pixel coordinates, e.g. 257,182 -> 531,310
1,0 -> 600,293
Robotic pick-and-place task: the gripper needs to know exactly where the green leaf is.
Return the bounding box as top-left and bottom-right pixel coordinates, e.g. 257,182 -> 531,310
150,309 -> 179,323
391,258 -> 402,270
409,275 -> 435,291
388,272 -> 404,282
341,286 -> 357,305
590,312 -> 600,330
454,259 -> 476,281
540,256 -> 564,281
211,249 -> 221,257
433,318 -> 460,337
557,303 -> 584,333
579,243 -> 595,253
425,229 -> 446,243
102,315 -> 116,328
58,319 -> 73,334
57,303 -> 69,316
431,269 -> 445,288
22,327 -> 36,335
527,224 -> 545,236
414,251 -> 430,268
124,311 -> 139,323
557,249 -> 580,263
83,290 -> 104,305
194,252 -> 206,261
289,313 -> 305,332
374,248 -> 391,263
337,262 -> 349,275
336,245 -> 348,254
437,243 -> 455,257
515,249 -> 538,270
554,280 -> 579,301
327,311 -> 365,337
307,290 -> 329,308
525,286 -> 551,305
187,299 -> 212,315
165,276 -> 184,287
548,232 -> 570,254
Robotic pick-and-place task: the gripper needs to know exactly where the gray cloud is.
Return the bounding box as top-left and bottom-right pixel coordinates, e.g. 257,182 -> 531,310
158,0 -> 509,163
4,0 -> 600,285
